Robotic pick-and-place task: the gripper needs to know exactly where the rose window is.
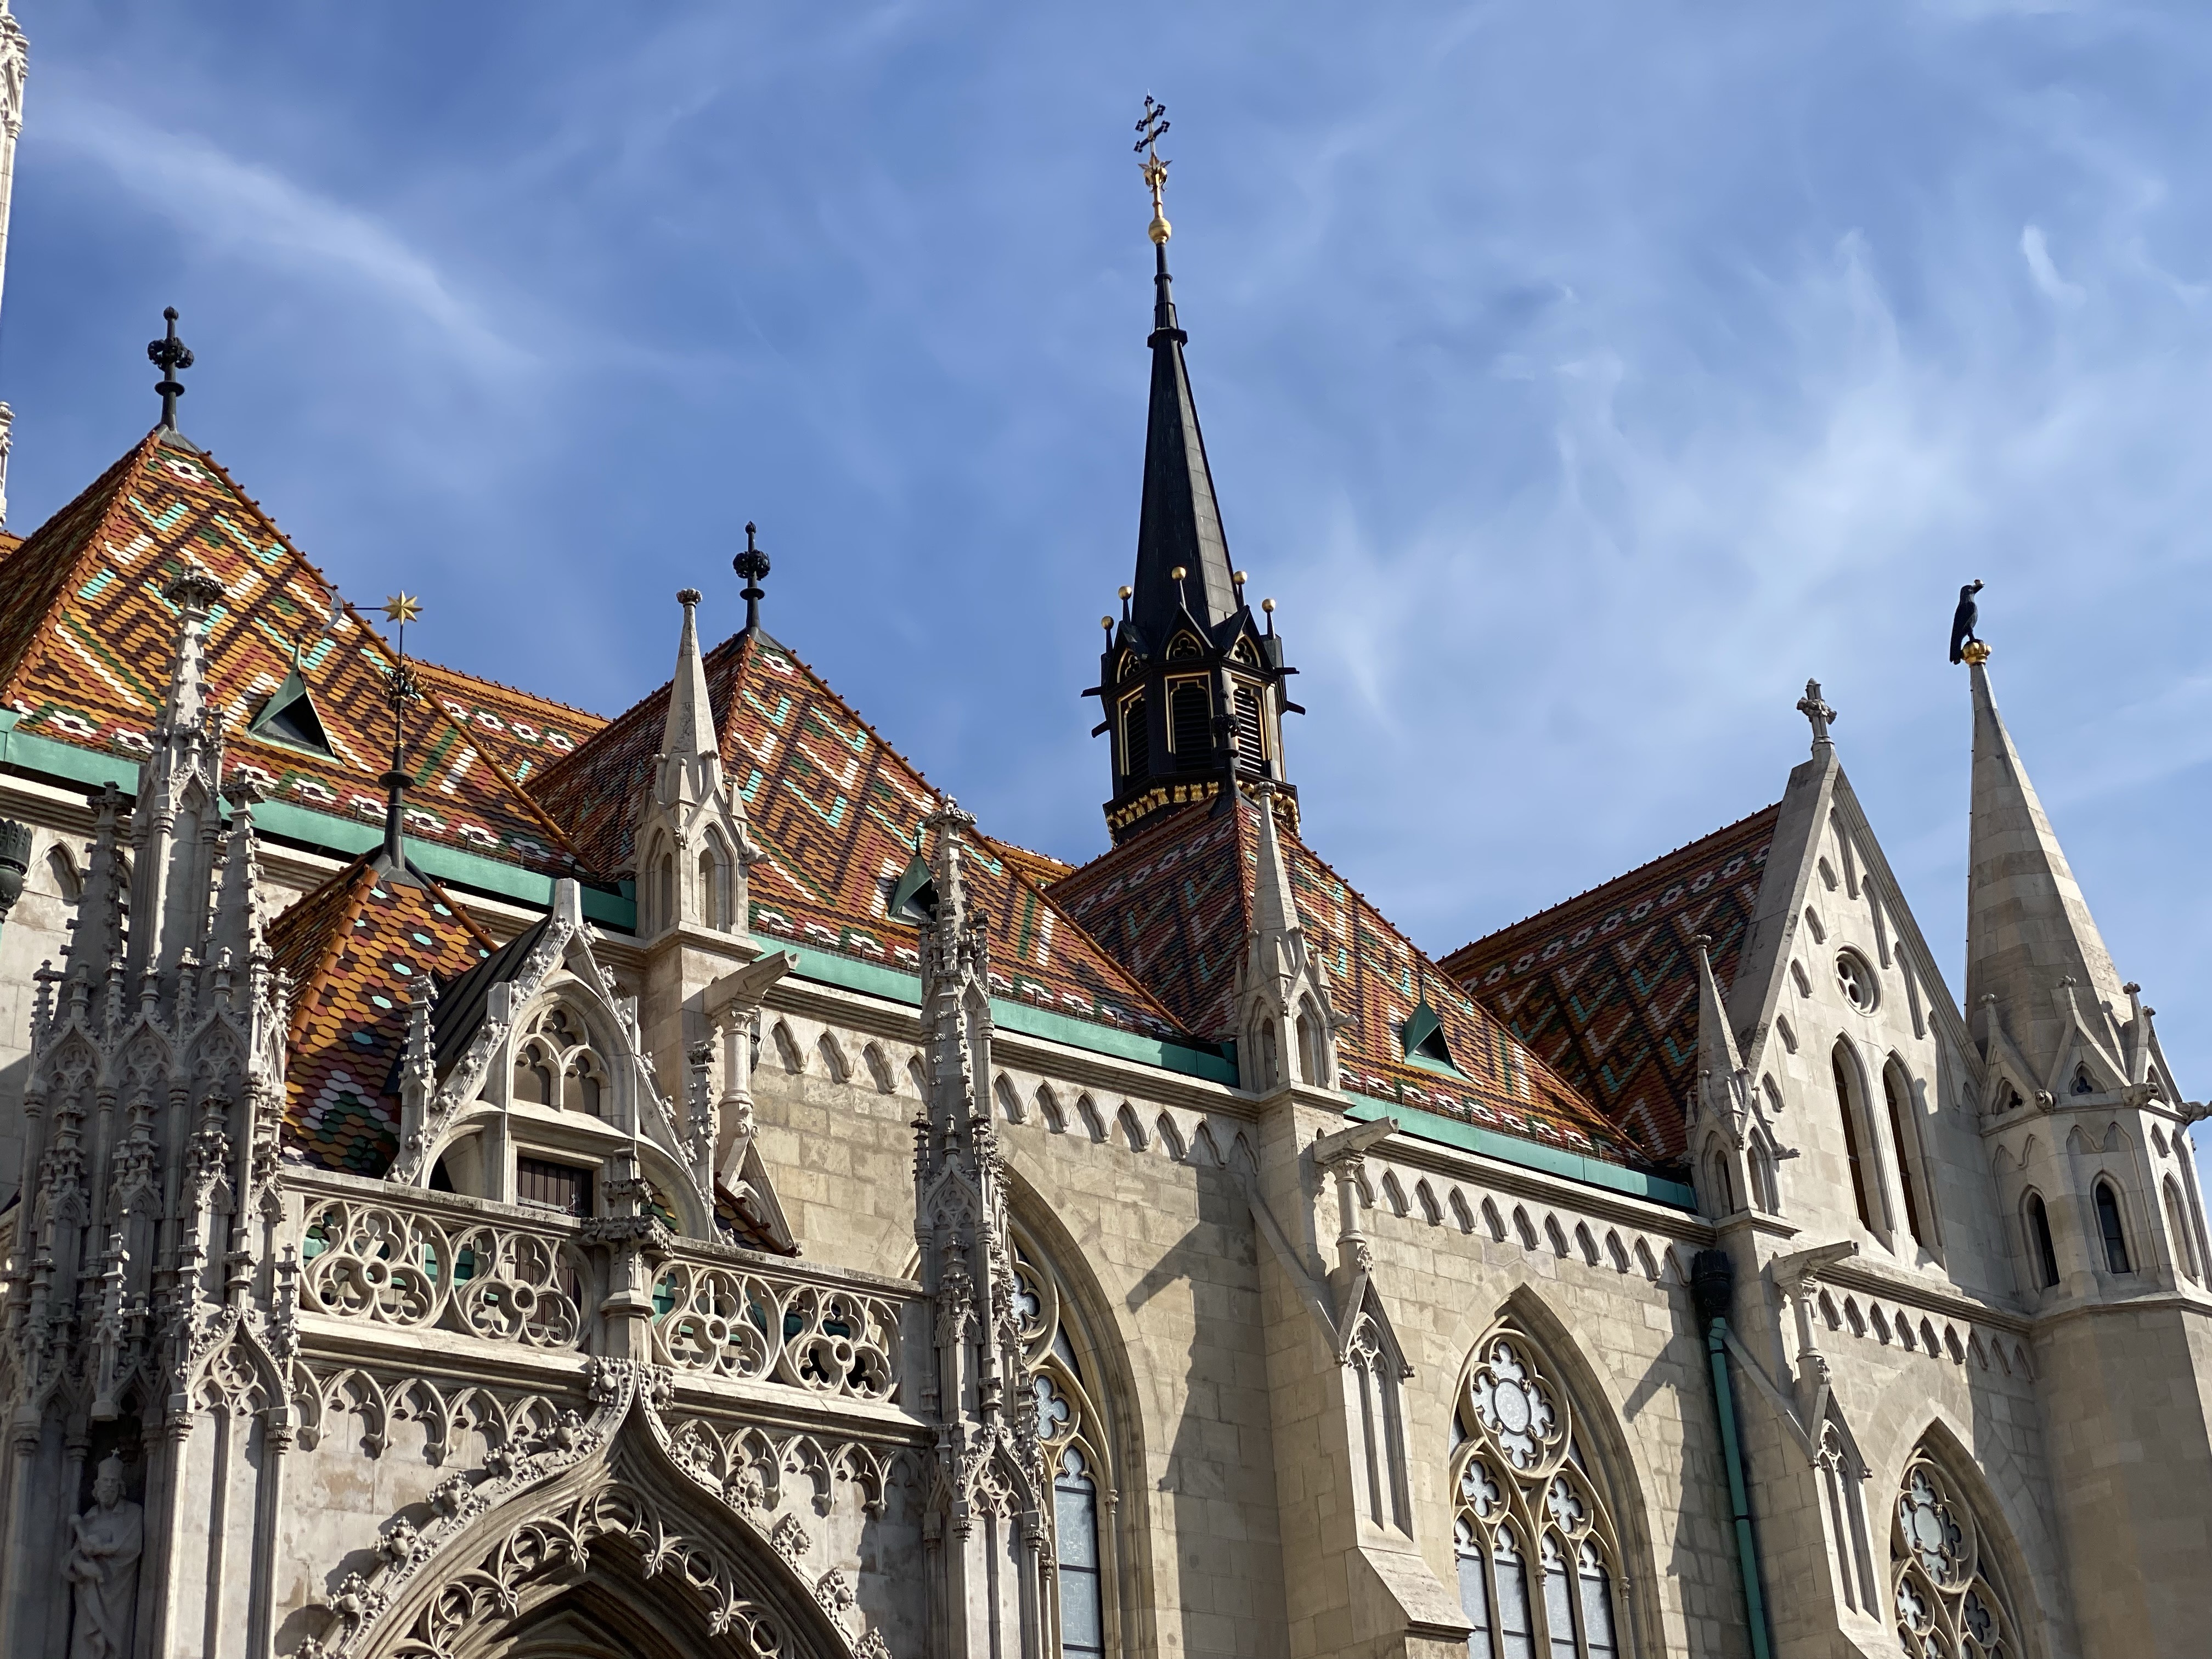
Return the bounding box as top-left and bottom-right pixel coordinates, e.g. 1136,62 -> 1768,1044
1890,1452 -> 2018,1658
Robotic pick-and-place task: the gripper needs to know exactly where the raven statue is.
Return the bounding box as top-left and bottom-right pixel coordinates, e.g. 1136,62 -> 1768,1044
1949,579 -> 1985,664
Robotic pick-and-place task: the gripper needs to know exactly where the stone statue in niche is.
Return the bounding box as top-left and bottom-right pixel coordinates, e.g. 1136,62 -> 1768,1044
64,1455 -> 143,1659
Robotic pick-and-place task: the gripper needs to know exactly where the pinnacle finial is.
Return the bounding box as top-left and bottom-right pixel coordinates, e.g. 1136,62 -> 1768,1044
734,522 -> 771,634
375,592 -> 425,882
1136,96 -> 1172,245
147,307 -> 194,432
1796,679 -> 1836,751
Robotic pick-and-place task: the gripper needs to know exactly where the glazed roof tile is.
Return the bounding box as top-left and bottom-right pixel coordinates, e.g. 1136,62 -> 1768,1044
416,658 -> 607,788
1440,805 -> 1781,1165
1051,796 -> 1640,1165
0,429 -> 584,873
269,858 -> 498,1175
529,629 -> 1195,1043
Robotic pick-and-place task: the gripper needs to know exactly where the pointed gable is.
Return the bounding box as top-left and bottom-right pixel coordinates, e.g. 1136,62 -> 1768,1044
528,629 -> 1193,1042
1052,796 -> 1637,1165
1442,805 -> 1780,1165
270,857 -> 498,1175
0,429 -> 584,872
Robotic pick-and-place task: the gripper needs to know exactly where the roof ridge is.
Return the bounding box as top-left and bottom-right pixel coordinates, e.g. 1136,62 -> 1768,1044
1268,807 -> 1590,1102
178,443 -> 591,866
415,657 -> 609,724
1442,800 -> 1784,962
0,428 -> 167,695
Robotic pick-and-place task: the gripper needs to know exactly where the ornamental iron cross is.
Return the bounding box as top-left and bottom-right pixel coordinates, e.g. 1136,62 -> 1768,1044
1135,95 -> 1170,159
146,307 -> 194,431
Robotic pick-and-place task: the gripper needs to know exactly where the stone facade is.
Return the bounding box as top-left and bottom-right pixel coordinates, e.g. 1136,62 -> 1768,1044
0,52 -> 2207,1659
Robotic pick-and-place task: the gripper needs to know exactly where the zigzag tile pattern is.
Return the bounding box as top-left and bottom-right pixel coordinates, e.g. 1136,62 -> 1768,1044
1053,796 -> 1637,1165
271,859 -> 496,1174
1442,805 -> 1780,1165
0,430 -> 583,871
415,659 -> 606,788
529,630 -> 1193,1042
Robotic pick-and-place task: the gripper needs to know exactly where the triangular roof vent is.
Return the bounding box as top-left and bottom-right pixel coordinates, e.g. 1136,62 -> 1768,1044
1402,997 -> 1457,1070
888,851 -> 937,924
249,668 -> 334,757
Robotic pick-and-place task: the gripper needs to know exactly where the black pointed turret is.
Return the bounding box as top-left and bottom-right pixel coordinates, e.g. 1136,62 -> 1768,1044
1090,143 -> 1299,847
1131,241 -> 1237,646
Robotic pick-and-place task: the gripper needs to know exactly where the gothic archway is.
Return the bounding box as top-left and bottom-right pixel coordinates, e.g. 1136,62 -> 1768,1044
310,1375 -> 853,1659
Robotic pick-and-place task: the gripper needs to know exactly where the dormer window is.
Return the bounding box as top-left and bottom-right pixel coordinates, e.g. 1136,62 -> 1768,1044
1402,999 -> 1458,1071
1167,633 -> 1203,660
248,669 -> 335,757
888,852 -> 936,923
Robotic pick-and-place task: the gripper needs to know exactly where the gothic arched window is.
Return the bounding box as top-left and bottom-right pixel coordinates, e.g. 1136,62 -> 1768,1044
1883,1062 -> 1933,1248
1832,1045 -> 1876,1233
2023,1192 -> 2059,1289
2094,1180 -> 2131,1274
1010,1226 -> 1122,1659
514,1003 -> 610,1120
2164,1178 -> 2199,1283
1891,1449 -> 2022,1658
1452,1322 -> 1626,1659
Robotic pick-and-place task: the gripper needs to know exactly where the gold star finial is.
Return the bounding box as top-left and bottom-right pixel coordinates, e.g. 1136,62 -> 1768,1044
382,592 -> 422,625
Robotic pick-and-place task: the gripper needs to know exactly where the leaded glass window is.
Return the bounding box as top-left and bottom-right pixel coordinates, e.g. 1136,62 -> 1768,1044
1891,1451 -> 2020,1658
1013,1231 -> 1120,1659
1452,1323 -> 1626,1659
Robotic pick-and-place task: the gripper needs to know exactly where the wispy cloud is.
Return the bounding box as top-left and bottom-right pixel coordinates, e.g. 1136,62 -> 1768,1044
2021,224 -> 2086,306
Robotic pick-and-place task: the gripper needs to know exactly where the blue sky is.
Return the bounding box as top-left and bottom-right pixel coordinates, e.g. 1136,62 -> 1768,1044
6,3 -> 2209,1172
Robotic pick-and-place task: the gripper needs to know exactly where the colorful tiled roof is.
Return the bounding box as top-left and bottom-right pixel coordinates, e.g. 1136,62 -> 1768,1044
1440,805 -> 1781,1165
1051,795 -> 1641,1166
416,658 -> 606,788
270,857 -> 498,1174
0,428 -> 584,873
529,629 -> 1197,1043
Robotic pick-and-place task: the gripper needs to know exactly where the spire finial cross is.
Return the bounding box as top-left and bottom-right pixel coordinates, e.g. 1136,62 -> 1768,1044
734,521 -> 771,634
1135,97 -> 1171,245
1796,679 -> 1837,751
146,307 -> 194,431
377,594 -> 424,877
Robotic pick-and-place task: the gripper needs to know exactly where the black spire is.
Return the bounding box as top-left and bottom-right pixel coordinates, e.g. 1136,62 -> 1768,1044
1130,103 -> 1237,645
734,522 -> 771,634
146,307 -> 193,432
1087,104 -> 1300,846
374,592 -> 425,885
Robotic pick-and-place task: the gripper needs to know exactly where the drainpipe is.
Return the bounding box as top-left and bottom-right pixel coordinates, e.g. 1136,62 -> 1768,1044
1693,1248 -> 1774,1659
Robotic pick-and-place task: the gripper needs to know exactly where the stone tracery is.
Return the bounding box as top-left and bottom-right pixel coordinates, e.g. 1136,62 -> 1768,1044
1451,1322 -> 1624,1659
1890,1450 -> 2018,1659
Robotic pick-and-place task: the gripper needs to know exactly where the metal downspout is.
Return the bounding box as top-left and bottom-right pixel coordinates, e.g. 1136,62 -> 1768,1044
1694,1248 -> 1773,1659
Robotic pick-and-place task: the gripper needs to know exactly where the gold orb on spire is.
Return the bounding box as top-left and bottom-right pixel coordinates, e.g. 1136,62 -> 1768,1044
1962,640 -> 1991,665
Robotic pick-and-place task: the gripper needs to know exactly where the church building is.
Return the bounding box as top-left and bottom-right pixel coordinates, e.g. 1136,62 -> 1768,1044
0,30 -> 2207,1659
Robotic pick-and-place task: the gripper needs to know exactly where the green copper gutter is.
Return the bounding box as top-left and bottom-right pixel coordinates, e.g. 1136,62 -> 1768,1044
1342,1096 -> 1698,1210
1694,1250 -> 1774,1659
0,713 -> 634,930
768,940 -> 1240,1085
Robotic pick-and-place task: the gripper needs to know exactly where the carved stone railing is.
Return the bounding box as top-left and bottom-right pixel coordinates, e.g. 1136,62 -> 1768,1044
283,1176 -> 918,1403
650,1250 -> 902,1402
296,1193 -> 591,1352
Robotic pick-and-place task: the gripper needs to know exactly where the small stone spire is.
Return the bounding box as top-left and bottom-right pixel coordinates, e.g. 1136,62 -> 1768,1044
658,588 -> 721,805
0,3 -> 27,527
1964,648 -> 2128,1080
128,564 -> 228,977
202,779 -> 268,1003
147,307 -> 194,433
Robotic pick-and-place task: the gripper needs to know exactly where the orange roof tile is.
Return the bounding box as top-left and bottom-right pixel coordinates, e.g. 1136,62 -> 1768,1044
1052,795 -> 1641,1166
0,429 -> 584,874
415,658 -> 607,789
529,629 -> 1197,1042
1441,805 -> 1781,1165
270,857 -> 498,1175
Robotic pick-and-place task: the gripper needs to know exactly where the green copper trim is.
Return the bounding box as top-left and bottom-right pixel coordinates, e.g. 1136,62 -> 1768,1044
1341,1095 -> 1697,1210
770,940 -> 1240,1086
0,718 -> 634,930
